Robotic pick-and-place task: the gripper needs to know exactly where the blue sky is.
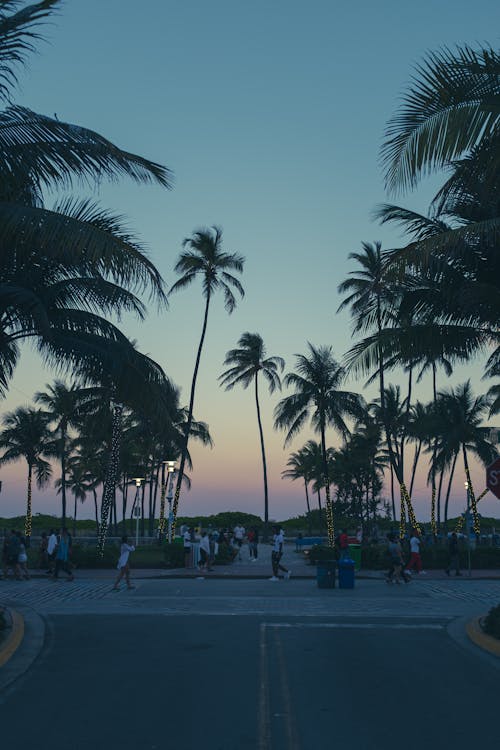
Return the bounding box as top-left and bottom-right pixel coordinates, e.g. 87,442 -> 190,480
2,0 -> 499,521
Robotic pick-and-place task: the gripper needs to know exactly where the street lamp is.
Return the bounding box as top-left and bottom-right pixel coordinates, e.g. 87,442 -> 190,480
165,461 -> 176,544
132,477 -> 145,547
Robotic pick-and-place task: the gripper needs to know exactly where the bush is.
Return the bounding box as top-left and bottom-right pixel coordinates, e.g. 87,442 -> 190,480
308,545 -> 337,564
163,543 -> 185,569
483,603 -> 500,640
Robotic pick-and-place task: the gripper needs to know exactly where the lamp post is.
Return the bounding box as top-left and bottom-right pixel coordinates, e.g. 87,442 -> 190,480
166,461 -> 176,544
133,478 -> 145,548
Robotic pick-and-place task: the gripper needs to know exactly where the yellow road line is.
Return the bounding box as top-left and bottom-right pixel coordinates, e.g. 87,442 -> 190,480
0,610 -> 25,668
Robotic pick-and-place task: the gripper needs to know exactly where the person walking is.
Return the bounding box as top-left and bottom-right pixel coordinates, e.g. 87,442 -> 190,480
46,528 -> 58,575
445,532 -> 462,576
233,523 -> 245,560
17,532 -> 30,579
199,531 -> 211,572
270,525 -> 290,581
183,526 -> 192,568
405,530 -> 425,575
386,534 -> 408,584
338,529 -> 350,560
52,528 -> 74,582
113,536 -> 135,590
38,532 -> 49,571
248,526 -> 259,561
2,530 -> 21,580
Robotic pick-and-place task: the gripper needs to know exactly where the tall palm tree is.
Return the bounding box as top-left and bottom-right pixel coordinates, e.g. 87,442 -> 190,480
282,447 -> 313,517
219,332 -> 284,532
169,226 -> 244,528
0,406 -> 51,538
274,344 -> 363,546
34,380 -> 92,525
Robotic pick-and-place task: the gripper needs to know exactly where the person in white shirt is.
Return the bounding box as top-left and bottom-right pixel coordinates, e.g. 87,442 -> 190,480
270,525 -> 291,581
199,531 -> 212,572
405,530 -> 425,575
113,536 -> 135,591
233,524 -> 245,560
183,527 -> 192,568
46,528 -> 58,575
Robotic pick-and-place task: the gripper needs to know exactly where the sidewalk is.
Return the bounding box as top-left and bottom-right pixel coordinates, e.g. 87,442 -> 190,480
15,550 -> 500,582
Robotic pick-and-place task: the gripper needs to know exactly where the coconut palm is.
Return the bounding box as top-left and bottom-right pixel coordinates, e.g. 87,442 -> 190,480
219,332 -> 284,532
282,447 -> 314,517
169,226 -> 244,527
435,381 -> 498,532
274,344 -> 364,546
381,44 -> 500,195
0,406 -> 51,538
0,1 -> 172,395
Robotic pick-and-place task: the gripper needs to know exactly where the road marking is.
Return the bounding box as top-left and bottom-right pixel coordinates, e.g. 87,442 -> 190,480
274,626 -> 301,750
258,623 -> 271,750
264,622 -> 445,630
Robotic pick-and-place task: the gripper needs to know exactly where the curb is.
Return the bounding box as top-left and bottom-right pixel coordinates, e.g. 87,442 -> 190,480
0,608 -> 24,668
466,616 -> 500,658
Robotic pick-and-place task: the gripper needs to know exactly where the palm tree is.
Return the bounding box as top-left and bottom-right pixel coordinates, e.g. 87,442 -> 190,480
274,344 -> 364,546
381,44 -> 500,195
219,332 -> 284,532
169,226 -> 244,527
0,2 -> 172,395
435,381 -> 498,533
0,406 -> 51,539
282,447 -> 313,517
55,459 -> 89,537
34,380 -> 92,526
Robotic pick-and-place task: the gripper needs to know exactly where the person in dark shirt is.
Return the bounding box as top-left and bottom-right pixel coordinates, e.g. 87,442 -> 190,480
445,532 -> 462,576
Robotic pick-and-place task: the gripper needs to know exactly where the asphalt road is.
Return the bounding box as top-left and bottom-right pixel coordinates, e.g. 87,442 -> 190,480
1,610 -> 499,749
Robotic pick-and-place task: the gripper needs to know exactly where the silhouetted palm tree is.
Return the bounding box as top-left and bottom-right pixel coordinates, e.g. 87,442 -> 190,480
0,406 -> 51,538
169,226 -> 244,527
274,344 -> 363,546
220,332 -> 284,531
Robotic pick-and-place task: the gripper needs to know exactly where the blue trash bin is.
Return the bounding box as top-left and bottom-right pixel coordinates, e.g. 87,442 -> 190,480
316,561 -> 336,588
338,558 -> 355,589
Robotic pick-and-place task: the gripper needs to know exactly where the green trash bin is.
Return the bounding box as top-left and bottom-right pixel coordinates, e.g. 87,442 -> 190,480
349,544 -> 362,571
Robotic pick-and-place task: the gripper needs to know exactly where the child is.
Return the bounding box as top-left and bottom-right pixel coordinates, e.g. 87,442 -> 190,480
113,536 -> 135,591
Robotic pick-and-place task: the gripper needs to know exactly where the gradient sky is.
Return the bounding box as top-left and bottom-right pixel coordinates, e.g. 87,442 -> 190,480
1,0 -> 499,521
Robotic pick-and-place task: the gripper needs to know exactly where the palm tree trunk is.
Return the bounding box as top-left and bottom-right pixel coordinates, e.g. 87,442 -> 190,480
390,465 -> 396,521
320,423 -> 335,547
60,429 -> 67,526
93,489 -> 99,537
444,453 -> 458,527
73,494 -> 77,538
409,442 -> 422,497
462,446 -> 479,534
172,294 -> 211,534
97,401 -> 123,553
254,373 -> 270,537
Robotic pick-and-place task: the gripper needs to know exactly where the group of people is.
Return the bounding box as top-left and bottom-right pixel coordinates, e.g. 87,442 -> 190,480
1,527 -> 75,582
386,529 -> 462,583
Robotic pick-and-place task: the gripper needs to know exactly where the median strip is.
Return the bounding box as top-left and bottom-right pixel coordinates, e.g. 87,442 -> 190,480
466,616 -> 500,658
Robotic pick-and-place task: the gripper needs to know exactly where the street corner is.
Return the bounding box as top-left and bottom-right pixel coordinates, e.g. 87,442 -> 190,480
466,616 -> 500,659
0,607 -> 24,669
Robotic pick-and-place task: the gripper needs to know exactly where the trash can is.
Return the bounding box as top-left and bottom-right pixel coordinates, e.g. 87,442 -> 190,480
316,561 -> 336,588
349,544 -> 362,571
338,558 -> 355,589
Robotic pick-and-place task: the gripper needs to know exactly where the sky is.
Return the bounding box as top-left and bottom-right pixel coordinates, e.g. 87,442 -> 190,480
1,0 -> 499,522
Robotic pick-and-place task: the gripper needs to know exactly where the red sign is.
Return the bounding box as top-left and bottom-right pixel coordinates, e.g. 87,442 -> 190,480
486,456 -> 500,499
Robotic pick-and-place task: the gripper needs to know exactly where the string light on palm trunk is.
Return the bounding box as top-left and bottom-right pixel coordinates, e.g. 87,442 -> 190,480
430,487 -> 437,536
399,491 -> 406,539
455,488 -> 489,533
25,476 -> 32,538
402,483 -> 421,535
97,401 -> 123,555
464,467 -> 481,535
159,460 -> 176,536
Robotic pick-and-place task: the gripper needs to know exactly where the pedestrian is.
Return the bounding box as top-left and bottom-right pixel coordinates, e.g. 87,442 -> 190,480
386,534 -> 408,584
248,526 -> 259,561
270,525 -> 290,581
46,528 -> 58,575
405,529 -> 425,575
199,531 -> 211,572
1,529 -> 21,580
338,529 -> 350,560
445,532 -> 462,576
38,532 -> 49,571
52,528 -> 74,581
17,532 -> 30,579
183,526 -> 192,568
233,523 -> 245,560
113,536 -> 135,590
